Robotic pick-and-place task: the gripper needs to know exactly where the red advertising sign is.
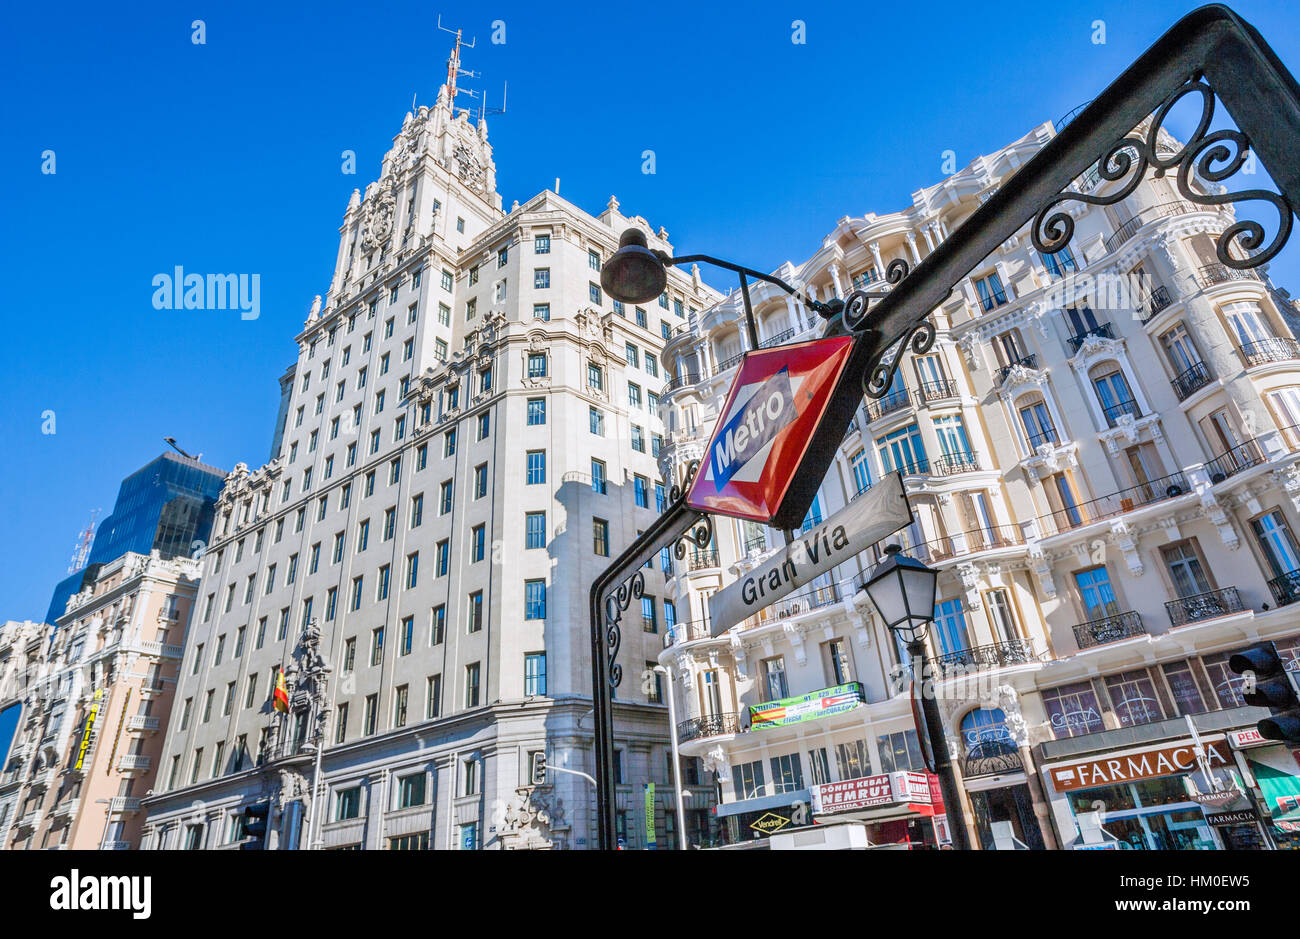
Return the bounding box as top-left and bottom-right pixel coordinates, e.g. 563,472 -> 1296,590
687,336 -> 855,523
811,772 -> 935,815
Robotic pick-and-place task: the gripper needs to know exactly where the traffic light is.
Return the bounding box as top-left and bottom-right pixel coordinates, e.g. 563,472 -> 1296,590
239,801 -> 270,850
1229,641 -> 1300,742
530,751 -> 547,786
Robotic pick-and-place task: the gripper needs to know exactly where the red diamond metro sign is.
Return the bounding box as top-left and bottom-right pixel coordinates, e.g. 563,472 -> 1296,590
687,336 -> 856,526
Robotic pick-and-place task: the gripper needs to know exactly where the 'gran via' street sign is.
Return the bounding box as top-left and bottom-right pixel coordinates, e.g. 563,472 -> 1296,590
707,473 -> 912,635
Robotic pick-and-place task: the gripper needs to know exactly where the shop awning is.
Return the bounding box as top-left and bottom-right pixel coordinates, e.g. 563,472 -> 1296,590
714,789 -> 812,819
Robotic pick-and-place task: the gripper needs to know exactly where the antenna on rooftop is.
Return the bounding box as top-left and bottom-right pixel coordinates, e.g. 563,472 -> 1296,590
435,16 -> 506,122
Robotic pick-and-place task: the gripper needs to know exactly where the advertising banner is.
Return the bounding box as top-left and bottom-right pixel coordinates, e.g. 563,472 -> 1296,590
749,682 -> 864,730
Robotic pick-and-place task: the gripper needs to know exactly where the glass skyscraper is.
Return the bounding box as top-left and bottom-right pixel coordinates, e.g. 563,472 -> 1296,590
45,453 -> 226,624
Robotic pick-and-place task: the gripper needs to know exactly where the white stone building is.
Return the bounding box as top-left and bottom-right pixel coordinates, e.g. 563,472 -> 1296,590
658,118 -> 1300,851
141,46 -> 721,850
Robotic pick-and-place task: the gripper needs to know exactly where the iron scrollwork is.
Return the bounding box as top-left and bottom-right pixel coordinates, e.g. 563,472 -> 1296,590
603,571 -> 644,689
1034,74 -> 1295,269
837,258 -> 938,401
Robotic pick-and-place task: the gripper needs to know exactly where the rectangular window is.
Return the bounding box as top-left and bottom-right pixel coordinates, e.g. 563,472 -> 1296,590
524,580 -> 546,620
527,397 -> 546,425
525,511 -> 546,549
426,674 -> 442,718
524,653 -> 547,696
474,463 -> 488,498
468,592 -> 484,633
436,540 -> 449,576
370,627 -> 384,666
526,450 -> 546,484
593,518 -> 610,557
590,407 -> 604,436
430,605 -> 445,645
472,524 -> 486,562
465,663 -> 481,708
591,459 -> 607,494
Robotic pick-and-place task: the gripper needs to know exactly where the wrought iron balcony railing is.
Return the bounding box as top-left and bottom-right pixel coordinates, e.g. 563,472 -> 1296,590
677,712 -> 744,743
1170,360 -> 1214,400
760,327 -> 797,348
1267,569 -> 1300,607
1165,586 -> 1245,627
755,584 -> 843,623
929,451 -> 981,476
1025,427 -> 1061,449
743,535 -> 769,554
1068,322 -> 1115,353
685,549 -> 720,572
1138,285 -> 1175,322
1039,470 -> 1188,536
1103,201 -> 1185,254
662,619 -> 714,649
1102,398 -> 1142,427
917,379 -> 959,404
866,388 -> 911,422
996,354 -> 1039,384
1205,436 -> 1267,482
665,370 -> 701,392
1241,337 -> 1300,367
715,352 -> 745,373
932,639 -> 1035,677
1199,262 -> 1260,288
1073,610 -> 1146,649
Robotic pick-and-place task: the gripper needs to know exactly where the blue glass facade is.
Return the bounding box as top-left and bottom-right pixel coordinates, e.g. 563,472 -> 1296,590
46,453 -> 226,624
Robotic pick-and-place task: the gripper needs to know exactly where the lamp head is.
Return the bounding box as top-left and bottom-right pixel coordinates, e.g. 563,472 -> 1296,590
858,543 -> 938,645
601,228 -> 668,304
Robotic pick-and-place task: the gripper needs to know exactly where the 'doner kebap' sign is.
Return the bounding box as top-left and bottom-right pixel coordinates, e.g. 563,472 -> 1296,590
687,337 -> 855,525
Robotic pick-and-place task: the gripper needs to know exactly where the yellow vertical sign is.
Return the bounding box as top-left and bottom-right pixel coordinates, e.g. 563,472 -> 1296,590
75,688 -> 104,771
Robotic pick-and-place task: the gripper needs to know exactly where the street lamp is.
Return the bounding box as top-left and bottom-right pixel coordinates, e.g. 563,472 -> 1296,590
601,227 -> 841,351
653,664 -> 688,851
859,544 -> 970,850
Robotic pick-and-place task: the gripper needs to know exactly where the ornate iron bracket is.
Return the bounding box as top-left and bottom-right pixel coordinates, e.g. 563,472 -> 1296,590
1034,74 -> 1294,268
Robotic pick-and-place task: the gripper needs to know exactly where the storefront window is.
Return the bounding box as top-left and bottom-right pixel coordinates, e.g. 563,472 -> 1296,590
877,731 -> 924,774
1161,660 -> 1208,715
1201,651 -> 1248,709
1042,681 -> 1105,738
1104,670 -> 1166,727
1067,777 -> 1218,849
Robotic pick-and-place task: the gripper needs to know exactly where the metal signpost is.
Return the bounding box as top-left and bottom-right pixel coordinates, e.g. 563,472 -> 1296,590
589,4 -> 1300,850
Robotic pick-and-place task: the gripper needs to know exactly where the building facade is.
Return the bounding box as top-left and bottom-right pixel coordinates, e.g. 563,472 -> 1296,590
658,118 -> 1300,850
1,552 -> 200,850
140,47 -> 721,850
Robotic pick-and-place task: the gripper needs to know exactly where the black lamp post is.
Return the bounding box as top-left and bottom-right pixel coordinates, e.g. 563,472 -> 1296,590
601,228 -> 841,351
859,544 -> 971,850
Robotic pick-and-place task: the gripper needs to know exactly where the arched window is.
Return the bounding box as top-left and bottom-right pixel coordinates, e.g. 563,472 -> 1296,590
960,707 -> 1022,777
1014,392 -> 1057,448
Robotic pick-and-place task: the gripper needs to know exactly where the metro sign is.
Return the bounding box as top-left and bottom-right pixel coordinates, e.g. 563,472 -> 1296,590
688,336 -> 856,526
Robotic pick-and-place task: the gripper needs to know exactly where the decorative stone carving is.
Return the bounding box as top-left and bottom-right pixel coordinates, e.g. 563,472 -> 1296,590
703,746 -> 731,782
783,623 -> 807,666
995,685 -> 1030,746
1109,519 -> 1144,576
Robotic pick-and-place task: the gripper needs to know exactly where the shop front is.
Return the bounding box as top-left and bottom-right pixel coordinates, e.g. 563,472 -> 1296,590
1042,737 -> 1239,850
960,707 -> 1047,850
809,771 -> 949,848
1231,728 -> 1300,850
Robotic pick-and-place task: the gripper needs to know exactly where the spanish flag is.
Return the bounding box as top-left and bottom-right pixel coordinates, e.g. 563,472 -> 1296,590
273,670 -> 289,713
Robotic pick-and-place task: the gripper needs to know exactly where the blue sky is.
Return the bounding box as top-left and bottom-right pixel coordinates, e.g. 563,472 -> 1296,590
1,0 -> 1297,622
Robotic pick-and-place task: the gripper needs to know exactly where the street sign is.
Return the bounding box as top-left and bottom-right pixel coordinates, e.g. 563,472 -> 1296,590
687,336 -> 855,525
707,472 -> 911,635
